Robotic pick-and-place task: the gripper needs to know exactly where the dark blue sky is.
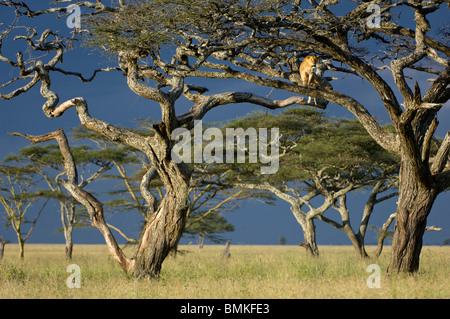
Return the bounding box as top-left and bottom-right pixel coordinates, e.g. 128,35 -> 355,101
0,1 -> 449,247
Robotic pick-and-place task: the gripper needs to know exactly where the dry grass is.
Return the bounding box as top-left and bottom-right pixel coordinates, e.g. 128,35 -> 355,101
0,244 -> 448,299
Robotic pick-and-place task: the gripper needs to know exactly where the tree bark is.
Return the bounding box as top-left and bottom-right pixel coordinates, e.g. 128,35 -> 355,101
222,240 -> 231,258
62,200 -> 76,260
345,230 -> 368,258
0,237 -> 5,259
132,187 -> 189,277
388,160 -> 438,273
18,237 -> 25,259
199,232 -> 206,248
294,210 -> 319,256
65,239 -> 73,260
375,213 -> 396,258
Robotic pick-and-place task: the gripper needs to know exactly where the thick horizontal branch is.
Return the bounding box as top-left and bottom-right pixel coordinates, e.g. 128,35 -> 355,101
177,92 -> 322,128
184,67 -> 399,154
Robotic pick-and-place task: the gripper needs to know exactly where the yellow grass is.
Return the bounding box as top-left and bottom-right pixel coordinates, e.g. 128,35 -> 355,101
0,244 -> 448,299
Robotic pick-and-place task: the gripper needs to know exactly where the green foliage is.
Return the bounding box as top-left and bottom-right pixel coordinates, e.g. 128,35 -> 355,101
223,107 -> 399,186
4,142 -> 131,170
82,0 -> 274,56
84,0 -> 204,53
184,212 -> 234,244
369,225 -> 394,240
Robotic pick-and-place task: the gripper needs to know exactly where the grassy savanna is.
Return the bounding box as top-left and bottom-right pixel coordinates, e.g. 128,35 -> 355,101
0,244 -> 448,299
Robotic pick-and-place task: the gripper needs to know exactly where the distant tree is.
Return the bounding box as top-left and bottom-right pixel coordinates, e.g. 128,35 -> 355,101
184,212 -> 234,248
4,142 -> 114,259
223,108 -> 399,257
279,236 -> 287,245
442,238 -> 450,246
182,165 -> 250,250
0,165 -> 47,258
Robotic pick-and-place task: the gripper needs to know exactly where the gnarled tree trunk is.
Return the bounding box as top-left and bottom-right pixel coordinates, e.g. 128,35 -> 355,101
388,161 -> 438,273
293,209 -> 319,256
132,187 -> 189,277
12,127 -> 191,278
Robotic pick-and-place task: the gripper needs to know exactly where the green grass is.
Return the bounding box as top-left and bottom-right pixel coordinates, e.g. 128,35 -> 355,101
0,244 -> 448,298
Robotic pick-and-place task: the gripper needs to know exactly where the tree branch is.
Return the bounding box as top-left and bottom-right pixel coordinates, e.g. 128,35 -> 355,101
431,131 -> 450,174
140,166 -> 158,217
9,128 -> 133,273
177,91 -> 323,128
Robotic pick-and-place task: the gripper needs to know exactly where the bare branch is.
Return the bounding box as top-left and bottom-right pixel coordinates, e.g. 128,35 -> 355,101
140,166 -> 158,217
9,128 -> 133,273
422,117 -> 438,163
431,131 -> 450,174
53,66 -> 121,82
177,91 -> 325,128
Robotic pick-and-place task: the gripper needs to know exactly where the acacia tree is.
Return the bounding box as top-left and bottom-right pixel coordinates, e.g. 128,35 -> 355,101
184,212 -> 235,248
222,108 -> 399,257
4,143 -> 114,259
0,165 -> 47,258
92,0 -> 448,274
0,1 -> 315,277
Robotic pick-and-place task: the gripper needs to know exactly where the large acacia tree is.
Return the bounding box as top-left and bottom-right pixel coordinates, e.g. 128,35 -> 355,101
0,0 -> 316,278
78,0 -> 448,274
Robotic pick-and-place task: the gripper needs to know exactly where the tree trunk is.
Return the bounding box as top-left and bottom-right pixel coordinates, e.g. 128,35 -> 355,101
61,200 -> 75,260
0,238 -> 5,259
375,213 -> 396,258
222,240 -> 231,258
388,163 -> 437,274
18,237 -> 25,259
199,232 -> 206,248
65,228 -> 74,260
132,187 -> 189,278
345,230 -> 368,258
296,215 -> 319,256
